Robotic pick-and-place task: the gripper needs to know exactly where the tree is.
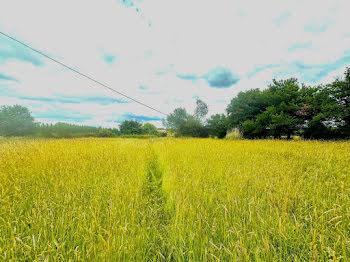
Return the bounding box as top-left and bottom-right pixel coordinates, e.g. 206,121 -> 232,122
142,123 -> 158,135
37,122 -> 102,138
206,114 -> 228,138
226,89 -> 267,128
0,105 -> 36,136
165,68 -> 349,140
163,105 -> 209,137
327,67 -> 350,138
119,120 -> 142,135
270,112 -> 296,139
303,113 -> 335,139
241,120 -> 263,139
181,116 -> 209,137
194,99 -> 208,122
163,108 -> 190,135
52,122 -> 73,138
227,78 -> 306,139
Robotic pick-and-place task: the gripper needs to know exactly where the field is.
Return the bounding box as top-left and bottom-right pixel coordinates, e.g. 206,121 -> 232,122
0,138 -> 349,261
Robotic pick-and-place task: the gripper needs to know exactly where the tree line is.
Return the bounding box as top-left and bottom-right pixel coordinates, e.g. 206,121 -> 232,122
0,105 -> 162,138
164,68 -> 350,139
1,68 -> 349,139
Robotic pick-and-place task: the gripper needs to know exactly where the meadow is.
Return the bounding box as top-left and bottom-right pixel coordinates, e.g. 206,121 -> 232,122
0,138 -> 349,261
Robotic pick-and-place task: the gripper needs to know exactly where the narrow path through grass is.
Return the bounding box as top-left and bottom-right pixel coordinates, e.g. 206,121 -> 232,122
141,146 -> 174,260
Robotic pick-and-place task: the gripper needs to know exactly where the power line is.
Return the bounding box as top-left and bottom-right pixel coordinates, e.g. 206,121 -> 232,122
0,31 -> 167,116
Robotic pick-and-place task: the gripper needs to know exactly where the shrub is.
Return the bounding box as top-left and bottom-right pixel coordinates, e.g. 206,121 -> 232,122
225,128 -> 242,140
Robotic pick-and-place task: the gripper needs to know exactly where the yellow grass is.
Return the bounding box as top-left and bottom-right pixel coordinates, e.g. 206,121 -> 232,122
0,138 -> 349,261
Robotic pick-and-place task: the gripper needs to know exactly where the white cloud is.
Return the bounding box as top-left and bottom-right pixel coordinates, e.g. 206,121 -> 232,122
0,0 -> 349,127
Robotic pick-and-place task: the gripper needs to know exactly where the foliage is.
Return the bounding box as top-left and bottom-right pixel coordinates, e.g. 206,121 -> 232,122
163,108 -> 189,132
0,106 -> 161,139
1,69 -> 349,140
226,89 -> 267,128
0,105 -> 36,136
119,120 -> 160,136
225,68 -> 350,139
164,106 -> 209,137
37,122 -> 112,138
179,116 -> 209,138
303,113 -> 335,139
96,129 -> 116,137
194,99 -> 208,122
241,120 -> 263,139
119,119 -> 143,135
327,67 -> 350,137
207,114 -> 228,138
142,123 -> 158,135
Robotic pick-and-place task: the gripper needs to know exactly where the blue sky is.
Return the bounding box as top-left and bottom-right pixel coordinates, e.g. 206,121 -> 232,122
0,0 -> 349,127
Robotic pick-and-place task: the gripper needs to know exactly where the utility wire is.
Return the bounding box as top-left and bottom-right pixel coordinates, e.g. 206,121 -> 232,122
0,31 -> 167,116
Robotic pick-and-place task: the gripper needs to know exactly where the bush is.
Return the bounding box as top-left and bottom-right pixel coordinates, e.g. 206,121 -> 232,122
96,129 -> 116,138
225,128 -> 242,140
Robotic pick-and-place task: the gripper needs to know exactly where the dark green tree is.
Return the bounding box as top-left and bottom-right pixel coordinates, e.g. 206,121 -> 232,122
327,67 -> 350,137
226,89 -> 267,128
241,120 -> 263,139
228,78 -> 306,138
206,114 -> 228,138
180,116 -> 209,137
119,120 -> 143,135
303,113 -> 335,139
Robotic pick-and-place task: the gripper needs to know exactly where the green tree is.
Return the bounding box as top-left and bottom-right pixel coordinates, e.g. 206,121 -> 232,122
119,120 -> 142,135
37,123 -> 54,138
180,116 -> 209,137
206,114 -> 228,138
0,105 -> 36,136
142,123 -> 158,135
226,89 -> 267,128
231,78 -> 305,139
52,122 -> 73,138
270,112 -> 296,139
37,122 -> 101,138
241,120 -> 263,139
327,67 -> 350,137
303,113 -> 335,139
163,108 -> 190,136
163,105 -> 209,137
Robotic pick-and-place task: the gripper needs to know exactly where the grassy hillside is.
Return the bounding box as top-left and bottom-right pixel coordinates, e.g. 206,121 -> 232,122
0,138 -> 349,261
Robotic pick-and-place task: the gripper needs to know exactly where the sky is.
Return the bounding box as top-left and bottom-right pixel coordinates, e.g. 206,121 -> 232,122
0,0 -> 350,128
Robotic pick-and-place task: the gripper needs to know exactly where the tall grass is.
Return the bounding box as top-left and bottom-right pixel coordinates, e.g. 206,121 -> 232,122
0,138 -> 349,260
225,128 -> 242,140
